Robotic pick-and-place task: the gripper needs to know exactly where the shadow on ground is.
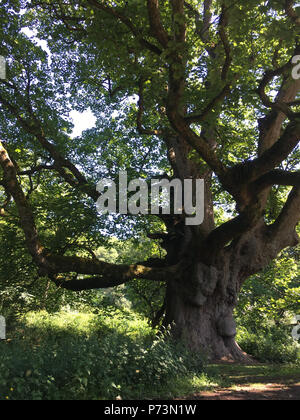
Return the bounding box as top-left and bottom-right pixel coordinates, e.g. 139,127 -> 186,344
178,364 -> 300,400
187,383 -> 300,400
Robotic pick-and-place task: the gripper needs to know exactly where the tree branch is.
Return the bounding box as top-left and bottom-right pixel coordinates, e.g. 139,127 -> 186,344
0,91 -> 99,201
257,45 -> 300,155
47,253 -> 177,282
254,169 -> 300,191
87,0 -> 162,55
0,141 -> 178,289
147,0 -> 170,48
171,0 -> 186,43
285,0 -> 300,26
230,121 -> 300,185
137,78 -> 162,135
257,62 -> 298,119
270,185 -> 300,248
184,83 -> 231,124
184,0 -> 215,56
0,141 -> 48,269
218,3 -> 232,81
18,164 -> 56,176
201,0 -> 213,41
0,181 -> 11,217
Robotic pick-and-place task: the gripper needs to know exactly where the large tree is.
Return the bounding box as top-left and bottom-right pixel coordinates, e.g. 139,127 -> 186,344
0,0 -> 299,361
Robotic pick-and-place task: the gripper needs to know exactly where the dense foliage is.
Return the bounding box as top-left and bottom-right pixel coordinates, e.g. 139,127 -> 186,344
0,309 -> 205,400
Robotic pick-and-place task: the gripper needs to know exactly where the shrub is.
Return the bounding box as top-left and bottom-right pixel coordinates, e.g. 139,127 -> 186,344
237,326 -> 300,364
0,310 -> 204,400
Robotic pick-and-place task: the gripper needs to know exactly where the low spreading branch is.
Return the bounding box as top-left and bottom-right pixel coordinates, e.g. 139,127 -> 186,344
0,141 -> 178,289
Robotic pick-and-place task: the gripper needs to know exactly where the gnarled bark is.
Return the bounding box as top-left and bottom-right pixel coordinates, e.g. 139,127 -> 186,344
163,259 -> 251,362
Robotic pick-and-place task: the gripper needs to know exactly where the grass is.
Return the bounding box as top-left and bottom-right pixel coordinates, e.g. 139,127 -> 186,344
205,364 -> 300,389
0,309 -> 205,400
156,364 -> 300,398
129,364 -> 300,399
0,309 -> 299,400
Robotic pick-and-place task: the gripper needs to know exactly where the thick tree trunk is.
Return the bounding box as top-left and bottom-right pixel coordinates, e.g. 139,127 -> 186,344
160,131 -> 254,362
163,260 -> 253,363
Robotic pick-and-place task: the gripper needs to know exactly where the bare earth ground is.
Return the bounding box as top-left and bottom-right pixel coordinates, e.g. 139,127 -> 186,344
179,365 -> 300,400
187,382 -> 300,400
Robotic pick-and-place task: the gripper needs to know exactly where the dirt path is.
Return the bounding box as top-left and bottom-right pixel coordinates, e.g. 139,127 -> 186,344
186,382 -> 300,400
179,365 -> 300,400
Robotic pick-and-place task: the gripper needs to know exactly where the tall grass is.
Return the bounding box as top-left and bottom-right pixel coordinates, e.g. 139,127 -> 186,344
0,309 -> 204,400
